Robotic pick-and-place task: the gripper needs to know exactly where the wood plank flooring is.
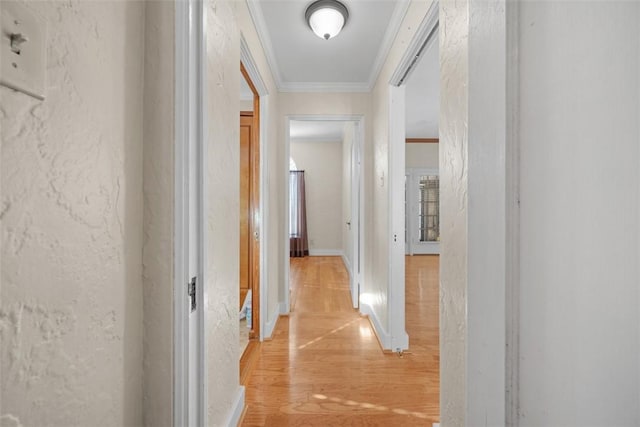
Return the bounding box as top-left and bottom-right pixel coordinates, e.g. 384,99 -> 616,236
241,256 -> 440,426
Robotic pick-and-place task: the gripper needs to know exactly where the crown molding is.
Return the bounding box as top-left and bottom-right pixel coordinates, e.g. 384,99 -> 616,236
367,0 -> 411,90
240,34 -> 269,96
246,0 -> 284,89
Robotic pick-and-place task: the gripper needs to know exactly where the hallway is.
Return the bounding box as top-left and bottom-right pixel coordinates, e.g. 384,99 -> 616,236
242,256 -> 439,426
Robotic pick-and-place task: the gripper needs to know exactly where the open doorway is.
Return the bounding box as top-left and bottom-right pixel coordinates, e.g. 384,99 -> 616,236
404,24 -> 441,421
284,117 -> 364,314
239,63 -> 261,384
386,3 -> 440,421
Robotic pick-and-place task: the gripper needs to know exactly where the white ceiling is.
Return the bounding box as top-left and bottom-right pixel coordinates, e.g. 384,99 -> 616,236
248,0 -> 439,139
248,0 -> 410,92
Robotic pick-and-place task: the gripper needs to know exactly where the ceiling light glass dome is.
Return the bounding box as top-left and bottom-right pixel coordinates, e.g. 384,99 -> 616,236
305,0 -> 349,40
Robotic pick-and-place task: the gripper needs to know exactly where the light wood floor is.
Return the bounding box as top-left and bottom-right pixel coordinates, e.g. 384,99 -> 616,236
241,255 -> 440,426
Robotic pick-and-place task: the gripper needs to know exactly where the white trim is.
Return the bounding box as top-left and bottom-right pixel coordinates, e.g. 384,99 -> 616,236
308,249 -> 343,257
284,115 -> 291,313
284,114 -> 366,317
361,303 -> 391,349
175,0 -> 206,425
245,0 -> 283,88
356,120 -> 365,312
278,301 -> 287,315
341,254 -> 352,279
258,96 -> 269,342
240,35 -> 269,96
366,0 -> 411,89
384,3 -> 441,355
263,306 -> 279,340
223,386 -> 245,427
388,85 -> 408,352
389,1 -> 439,87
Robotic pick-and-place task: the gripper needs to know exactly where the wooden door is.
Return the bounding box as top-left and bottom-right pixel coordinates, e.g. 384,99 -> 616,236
240,113 -> 252,311
239,109 -> 260,340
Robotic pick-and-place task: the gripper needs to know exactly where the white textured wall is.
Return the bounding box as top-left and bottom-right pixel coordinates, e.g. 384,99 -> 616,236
142,2 -> 174,425
204,0 -> 244,423
518,2 -> 640,424
0,1 -> 144,425
405,143 -> 438,169
290,140 -> 343,253
439,0 -> 468,423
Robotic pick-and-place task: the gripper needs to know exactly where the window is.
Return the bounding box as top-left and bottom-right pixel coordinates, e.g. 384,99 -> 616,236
405,168 -> 440,255
418,175 -> 439,242
289,157 -> 299,237
289,173 -> 299,237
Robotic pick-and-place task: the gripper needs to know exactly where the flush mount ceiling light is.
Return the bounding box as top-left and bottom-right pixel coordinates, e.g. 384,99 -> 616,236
305,0 -> 349,41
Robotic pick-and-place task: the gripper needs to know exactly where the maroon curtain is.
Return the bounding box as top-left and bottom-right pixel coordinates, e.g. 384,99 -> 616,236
289,170 -> 309,257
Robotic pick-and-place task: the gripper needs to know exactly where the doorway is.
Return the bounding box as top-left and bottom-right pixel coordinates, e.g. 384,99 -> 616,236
239,63 -> 261,384
404,20 -> 441,421
284,116 -> 364,315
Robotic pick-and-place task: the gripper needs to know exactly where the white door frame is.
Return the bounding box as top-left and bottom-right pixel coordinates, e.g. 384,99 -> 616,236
388,85 -> 409,351
283,115 -> 365,314
388,0 -> 520,424
386,0 -> 440,354
349,123 -> 362,309
174,0 -> 206,425
240,35 -> 270,341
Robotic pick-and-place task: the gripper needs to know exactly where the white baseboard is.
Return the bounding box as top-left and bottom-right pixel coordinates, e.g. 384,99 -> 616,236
407,242 -> 440,255
279,301 -> 288,315
360,303 -> 391,349
392,329 -> 409,352
308,249 -> 343,257
224,386 -> 245,427
263,306 -> 279,340
341,254 -> 352,277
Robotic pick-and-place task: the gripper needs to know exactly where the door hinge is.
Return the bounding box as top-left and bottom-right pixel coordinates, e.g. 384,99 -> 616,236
188,277 -> 197,312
